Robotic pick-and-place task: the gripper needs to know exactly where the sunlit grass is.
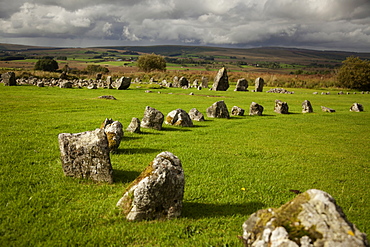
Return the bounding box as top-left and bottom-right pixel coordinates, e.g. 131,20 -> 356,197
0,85 -> 369,246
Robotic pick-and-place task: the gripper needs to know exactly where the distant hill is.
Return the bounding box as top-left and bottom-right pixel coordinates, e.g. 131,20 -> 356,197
1,43 -> 370,66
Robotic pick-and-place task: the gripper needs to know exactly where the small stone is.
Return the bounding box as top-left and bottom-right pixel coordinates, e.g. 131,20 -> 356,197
302,100 -> 313,113
249,102 -> 264,116
231,106 -> 245,116
141,106 -> 164,130
189,108 -> 205,121
206,100 -> 230,118
126,117 -> 141,133
274,100 -> 289,114
165,109 -> 193,127
350,103 -> 364,112
321,106 -> 336,112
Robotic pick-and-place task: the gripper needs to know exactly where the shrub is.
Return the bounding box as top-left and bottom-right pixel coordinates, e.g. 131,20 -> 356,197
137,53 -> 166,72
85,64 -> 109,74
34,58 -> 59,72
337,56 -> 370,90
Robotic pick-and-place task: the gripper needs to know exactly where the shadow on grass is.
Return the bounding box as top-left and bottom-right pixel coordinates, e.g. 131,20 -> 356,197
115,147 -> 162,155
161,126 -> 192,132
113,169 -> 141,183
182,201 -> 265,219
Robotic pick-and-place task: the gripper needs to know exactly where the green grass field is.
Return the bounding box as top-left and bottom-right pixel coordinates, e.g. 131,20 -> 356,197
0,84 -> 369,246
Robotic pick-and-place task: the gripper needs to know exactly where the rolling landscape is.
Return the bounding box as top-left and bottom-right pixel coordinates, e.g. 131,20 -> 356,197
1,43 -> 370,246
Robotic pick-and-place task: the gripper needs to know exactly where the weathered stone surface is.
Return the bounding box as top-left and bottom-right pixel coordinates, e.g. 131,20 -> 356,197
274,100 -> 289,114
126,117 -> 141,133
321,106 -> 336,112
249,102 -> 264,116
173,76 -> 179,88
201,76 -> 209,88
2,72 -> 17,86
231,106 -> 245,116
87,83 -> 97,89
59,81 -> 73,88
255,77 -> 264,92
206,100 -> 230,118
212,67 -> 229,91
165,109 -> 194,127
116,151 -> 185,221
116,76 -> 131,90
179,77 -> 189,88
58,129 -> 113,183
235,78 -> 249,91
189,108 -> 205,121
103,120 -> 123,152
302,100 -> 313,113
106,76 -> 113,89
242,189 -> 369,247
141,106 -> 164,130
267,88 -> 294,94
350,103 -> 364,112
98,95 -> 117,100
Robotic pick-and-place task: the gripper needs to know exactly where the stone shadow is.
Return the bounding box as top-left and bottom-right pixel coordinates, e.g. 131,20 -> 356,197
113,169 -> 141,183
161,126 -> 192,132
182,201 -> 265,219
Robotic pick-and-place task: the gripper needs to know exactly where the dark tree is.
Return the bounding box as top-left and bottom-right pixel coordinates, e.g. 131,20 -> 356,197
137,53 -> 166,72
337,56 -> 370,90
34,58 -> 59,72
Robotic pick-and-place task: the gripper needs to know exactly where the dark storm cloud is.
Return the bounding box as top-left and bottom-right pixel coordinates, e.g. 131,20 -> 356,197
0,0 -> 369,51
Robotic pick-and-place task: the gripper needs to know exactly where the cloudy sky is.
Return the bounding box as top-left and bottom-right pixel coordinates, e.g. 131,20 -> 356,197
0,0 -> 369,52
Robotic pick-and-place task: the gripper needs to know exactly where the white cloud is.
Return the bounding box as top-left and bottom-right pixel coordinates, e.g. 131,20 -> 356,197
0,0 -> 369,51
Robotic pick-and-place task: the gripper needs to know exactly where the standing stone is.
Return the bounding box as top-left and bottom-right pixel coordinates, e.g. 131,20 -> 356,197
321,106 -> 336,112
350,103 -> 364,112
242,189 -> 369,247
249,102 -> 264,116
201,76 -> 209,88
116,76 -> 131,90
1,72 -> 16,86
234,78 -> 249,91
96,73 -> 102,80
102,120 -> 123,152
302,100 -> 313,113
179,77 -> 189,88
189,108 -> 205,121
58,129 -> 113,183
126,117 -> 141,133
116,151 -> 185,221
231,106 -> 245,116
141,106 -> 164,130
206,100 -> 230,118
274,100 -> 289,114
59,81 -> 73,88
255,77 -> 264,92
106,76 -> 113,89
173,76 -> 179,88
212,67 -> 229,91
165,109 -> 194,127
192,79 -> 199,88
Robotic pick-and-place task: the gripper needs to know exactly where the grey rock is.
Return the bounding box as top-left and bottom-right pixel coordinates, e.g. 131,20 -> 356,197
206,100 -> 230,118
98,95 -> 117,100
189,108 -> 205,121
126,117 -> 141,133
321,106 -> 336,112
58,129 -> 113,183
59,81 -> 73,88
116,151 -> 185,221
249,102 -> 264,116
201,76 -> 209,88
234,78 -> 249,91
255,77 -> 264,92
274,100 -> 289,114
116,76 -> 131,90
173,76 -> 179,88
212,67 -> 229,91
231,106 -> 245,116
96,73 -> 102,80
2,72 -> 17,86
87,83 -> 97,89
37,81 -> 45,87
242,189 -> 369,247
106,76 -> 113,89
267,88 -> 294,94
103,120 -> 123,152
165,109 -> 193,127
350,103 -> 364,112
141,106 -> 164,130
302,100 -> 313,113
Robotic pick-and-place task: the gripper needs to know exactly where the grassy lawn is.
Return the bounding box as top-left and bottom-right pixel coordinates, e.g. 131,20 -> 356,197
0,85 -> 369,246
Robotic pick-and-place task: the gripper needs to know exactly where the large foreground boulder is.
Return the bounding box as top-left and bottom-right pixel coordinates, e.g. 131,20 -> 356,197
212,67 -> 229,91
141,106 -> 164,130
58,129 -> 113,183
116,151 -> 185,221
242,189 -> 368,247
206,100 -> 230,118
165,109 -> 193,127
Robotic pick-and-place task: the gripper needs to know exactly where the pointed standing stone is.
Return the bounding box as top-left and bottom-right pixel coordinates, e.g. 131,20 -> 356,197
212,67 -> 229,91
